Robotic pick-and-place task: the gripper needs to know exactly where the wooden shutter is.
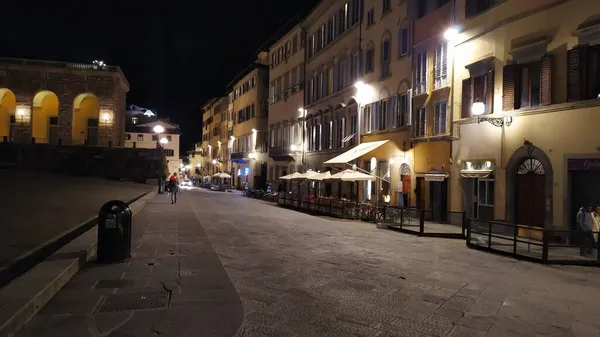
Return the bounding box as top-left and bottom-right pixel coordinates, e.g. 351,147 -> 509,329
540,54 -> 552,106
502,64 -> 517,111
461,78 -> 472,118
441,42 -> 448,77
485,70 -> 494,113
567,45 -> 588,101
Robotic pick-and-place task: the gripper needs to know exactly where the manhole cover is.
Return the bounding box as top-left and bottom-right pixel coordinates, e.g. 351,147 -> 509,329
94,292 -> 169,313
95,279 -> 136,289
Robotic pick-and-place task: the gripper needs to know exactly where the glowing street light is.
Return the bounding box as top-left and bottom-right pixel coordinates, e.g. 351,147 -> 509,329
159,137 -> 169,145
471,100 -> 485,116
251,128 -> 258,133
290,144 -> 297,151
444,26 -> 459,41
153,125 -> 165,148
211,159 -> 218,165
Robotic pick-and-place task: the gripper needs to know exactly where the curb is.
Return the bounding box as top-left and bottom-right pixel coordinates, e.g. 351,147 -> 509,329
0,191 -> 156,337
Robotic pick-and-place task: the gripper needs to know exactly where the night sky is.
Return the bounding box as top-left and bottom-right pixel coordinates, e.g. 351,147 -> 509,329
1,0 -> 319,150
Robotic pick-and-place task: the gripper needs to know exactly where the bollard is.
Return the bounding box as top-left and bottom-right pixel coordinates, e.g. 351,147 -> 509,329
97,200 -> 133,263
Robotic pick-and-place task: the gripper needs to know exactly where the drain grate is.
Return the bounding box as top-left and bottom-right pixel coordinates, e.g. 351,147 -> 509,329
94,292 -> 169,313
95,279 -> 136,289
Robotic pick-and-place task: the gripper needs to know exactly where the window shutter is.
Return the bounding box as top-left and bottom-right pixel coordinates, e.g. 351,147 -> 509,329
434,46 -> 441,79
540,54 -> 552,106
433,105 -> 439,135
567,45 -> 587,102
485,70 -> 494,113
502,64 -> 517,111
407,89 -> 413,126
461,78 -> 472,118
441,43 -> 448,76
373,101 -> 380,131
441,104 -> 447,134
390,95 -> 398,128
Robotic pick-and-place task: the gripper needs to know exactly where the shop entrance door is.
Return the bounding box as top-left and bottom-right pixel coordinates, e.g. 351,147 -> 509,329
515,158 -> 546,229
430,180 -> 448,222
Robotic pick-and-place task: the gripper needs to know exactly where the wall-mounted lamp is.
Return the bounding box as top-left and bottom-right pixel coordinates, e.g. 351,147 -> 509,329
248,152 -> 257,159
100,110 -> 114,126
472,101 -> 512,127
251,128 -> 258,133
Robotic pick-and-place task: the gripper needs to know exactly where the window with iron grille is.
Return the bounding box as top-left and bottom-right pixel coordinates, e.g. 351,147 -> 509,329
366,48 -> 375,73
434,42 -> 448,89
433,102 -> 447,135
381,38 -> 391,78
413,108 -> 426,137
414,51 -> 427,94
382,0 -> 391,14
398,26 -> 410,57
397,92 -> 411,126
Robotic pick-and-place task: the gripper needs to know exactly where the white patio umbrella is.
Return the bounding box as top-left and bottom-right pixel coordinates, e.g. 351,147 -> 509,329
307,171 -> 331,181
280,172 -> 304,180
328,169 -> 375,181
294,171 -> 321,180
213,172 -> 232,179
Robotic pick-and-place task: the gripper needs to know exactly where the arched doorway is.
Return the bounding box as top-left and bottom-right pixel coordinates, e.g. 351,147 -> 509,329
73,93 -> 100,145
32,91 -> 59,144
506,143 -> 553,229
400,163 -> 411,207
515,158 -> 546,227
0,88 -> 16,141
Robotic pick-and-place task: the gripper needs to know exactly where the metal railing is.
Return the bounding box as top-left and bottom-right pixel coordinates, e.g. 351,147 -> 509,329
277,193 -> 381,222
382,206 -> 466,239
467,219 -> 600,266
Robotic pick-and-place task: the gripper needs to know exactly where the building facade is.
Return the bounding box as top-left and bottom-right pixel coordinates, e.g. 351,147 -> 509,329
302,0 -> 364,197
201,97 -> 223,176
230,53 -> 270,190
358,0 -> 413,206
407,0 -> 455,216
0,58 -> 129,147
450,0 -> 600,232
123,116 -> 181,175
267,23 -> 306,187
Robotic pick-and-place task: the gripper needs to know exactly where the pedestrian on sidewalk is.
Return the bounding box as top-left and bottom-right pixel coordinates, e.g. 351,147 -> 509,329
168,173 -> 180,204
576,206 -> 596,256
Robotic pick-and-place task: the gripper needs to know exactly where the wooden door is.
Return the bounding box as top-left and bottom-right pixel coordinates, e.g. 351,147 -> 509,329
515,158 -> 546,228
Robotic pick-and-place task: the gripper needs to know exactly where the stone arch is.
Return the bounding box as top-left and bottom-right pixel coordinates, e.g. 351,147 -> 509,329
346,98 -> 357,106
400,163 -> 411,175
505,144 -> 553,228
333,103 -> 345,110
32,90 -> 59,143
72,93 -> 100,145
397,78 -> 411,93
380,86 -> 391,100
0,88 -> 16,140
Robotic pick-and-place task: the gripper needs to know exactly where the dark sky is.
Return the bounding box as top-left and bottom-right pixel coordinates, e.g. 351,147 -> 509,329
1,0 -> 318,150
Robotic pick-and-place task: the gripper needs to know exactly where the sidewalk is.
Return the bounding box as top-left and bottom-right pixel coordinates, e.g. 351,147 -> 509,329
15,193 -> 244,337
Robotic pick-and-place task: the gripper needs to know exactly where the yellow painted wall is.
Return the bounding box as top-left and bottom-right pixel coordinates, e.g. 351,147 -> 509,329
413,141 -> 451,174
72,94 -> 99,143
0,89 -> 16,140
32,91 -> 59,143
449,0 -> 600,229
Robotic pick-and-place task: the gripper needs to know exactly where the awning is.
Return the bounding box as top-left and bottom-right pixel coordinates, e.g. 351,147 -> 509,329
327,169 -> 376,181
295,171 -> 320,180
424,173 -> 448,182
323,140 -> 389,164
460,170 -> 493,179
280,172 -> 303,180
307,171 -> 331,181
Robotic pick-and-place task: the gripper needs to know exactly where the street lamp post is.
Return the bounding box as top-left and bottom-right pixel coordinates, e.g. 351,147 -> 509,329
153,124 -> 166,194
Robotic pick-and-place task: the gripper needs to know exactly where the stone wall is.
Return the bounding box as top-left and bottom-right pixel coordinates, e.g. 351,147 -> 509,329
0,58 -> 129,146
0,143 -> 167,183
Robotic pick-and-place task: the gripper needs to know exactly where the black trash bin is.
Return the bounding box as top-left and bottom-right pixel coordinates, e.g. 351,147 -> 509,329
97,200 -> 132,263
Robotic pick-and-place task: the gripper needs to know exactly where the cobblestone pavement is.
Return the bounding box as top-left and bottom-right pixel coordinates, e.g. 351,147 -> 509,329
191,188 -> 600,337
0,170 -> 152,268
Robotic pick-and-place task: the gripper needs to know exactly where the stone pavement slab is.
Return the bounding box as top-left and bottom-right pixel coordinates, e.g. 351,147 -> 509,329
14,193 -> 244,337
190,188 -> 600,337
0,170 -> 153,268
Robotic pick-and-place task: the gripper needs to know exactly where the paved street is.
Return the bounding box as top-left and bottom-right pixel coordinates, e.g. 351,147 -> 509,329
0,170 -> 152,268
190,188 -> 600,337
15,190 -> 243,337
15,186 -> 600,337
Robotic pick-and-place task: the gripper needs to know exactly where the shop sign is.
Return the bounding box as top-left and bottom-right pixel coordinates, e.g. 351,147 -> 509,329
567,158 -> 600,171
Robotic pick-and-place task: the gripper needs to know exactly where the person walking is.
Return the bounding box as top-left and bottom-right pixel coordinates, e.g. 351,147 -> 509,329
576,206 -> 596,256
168,174 -> 179,204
